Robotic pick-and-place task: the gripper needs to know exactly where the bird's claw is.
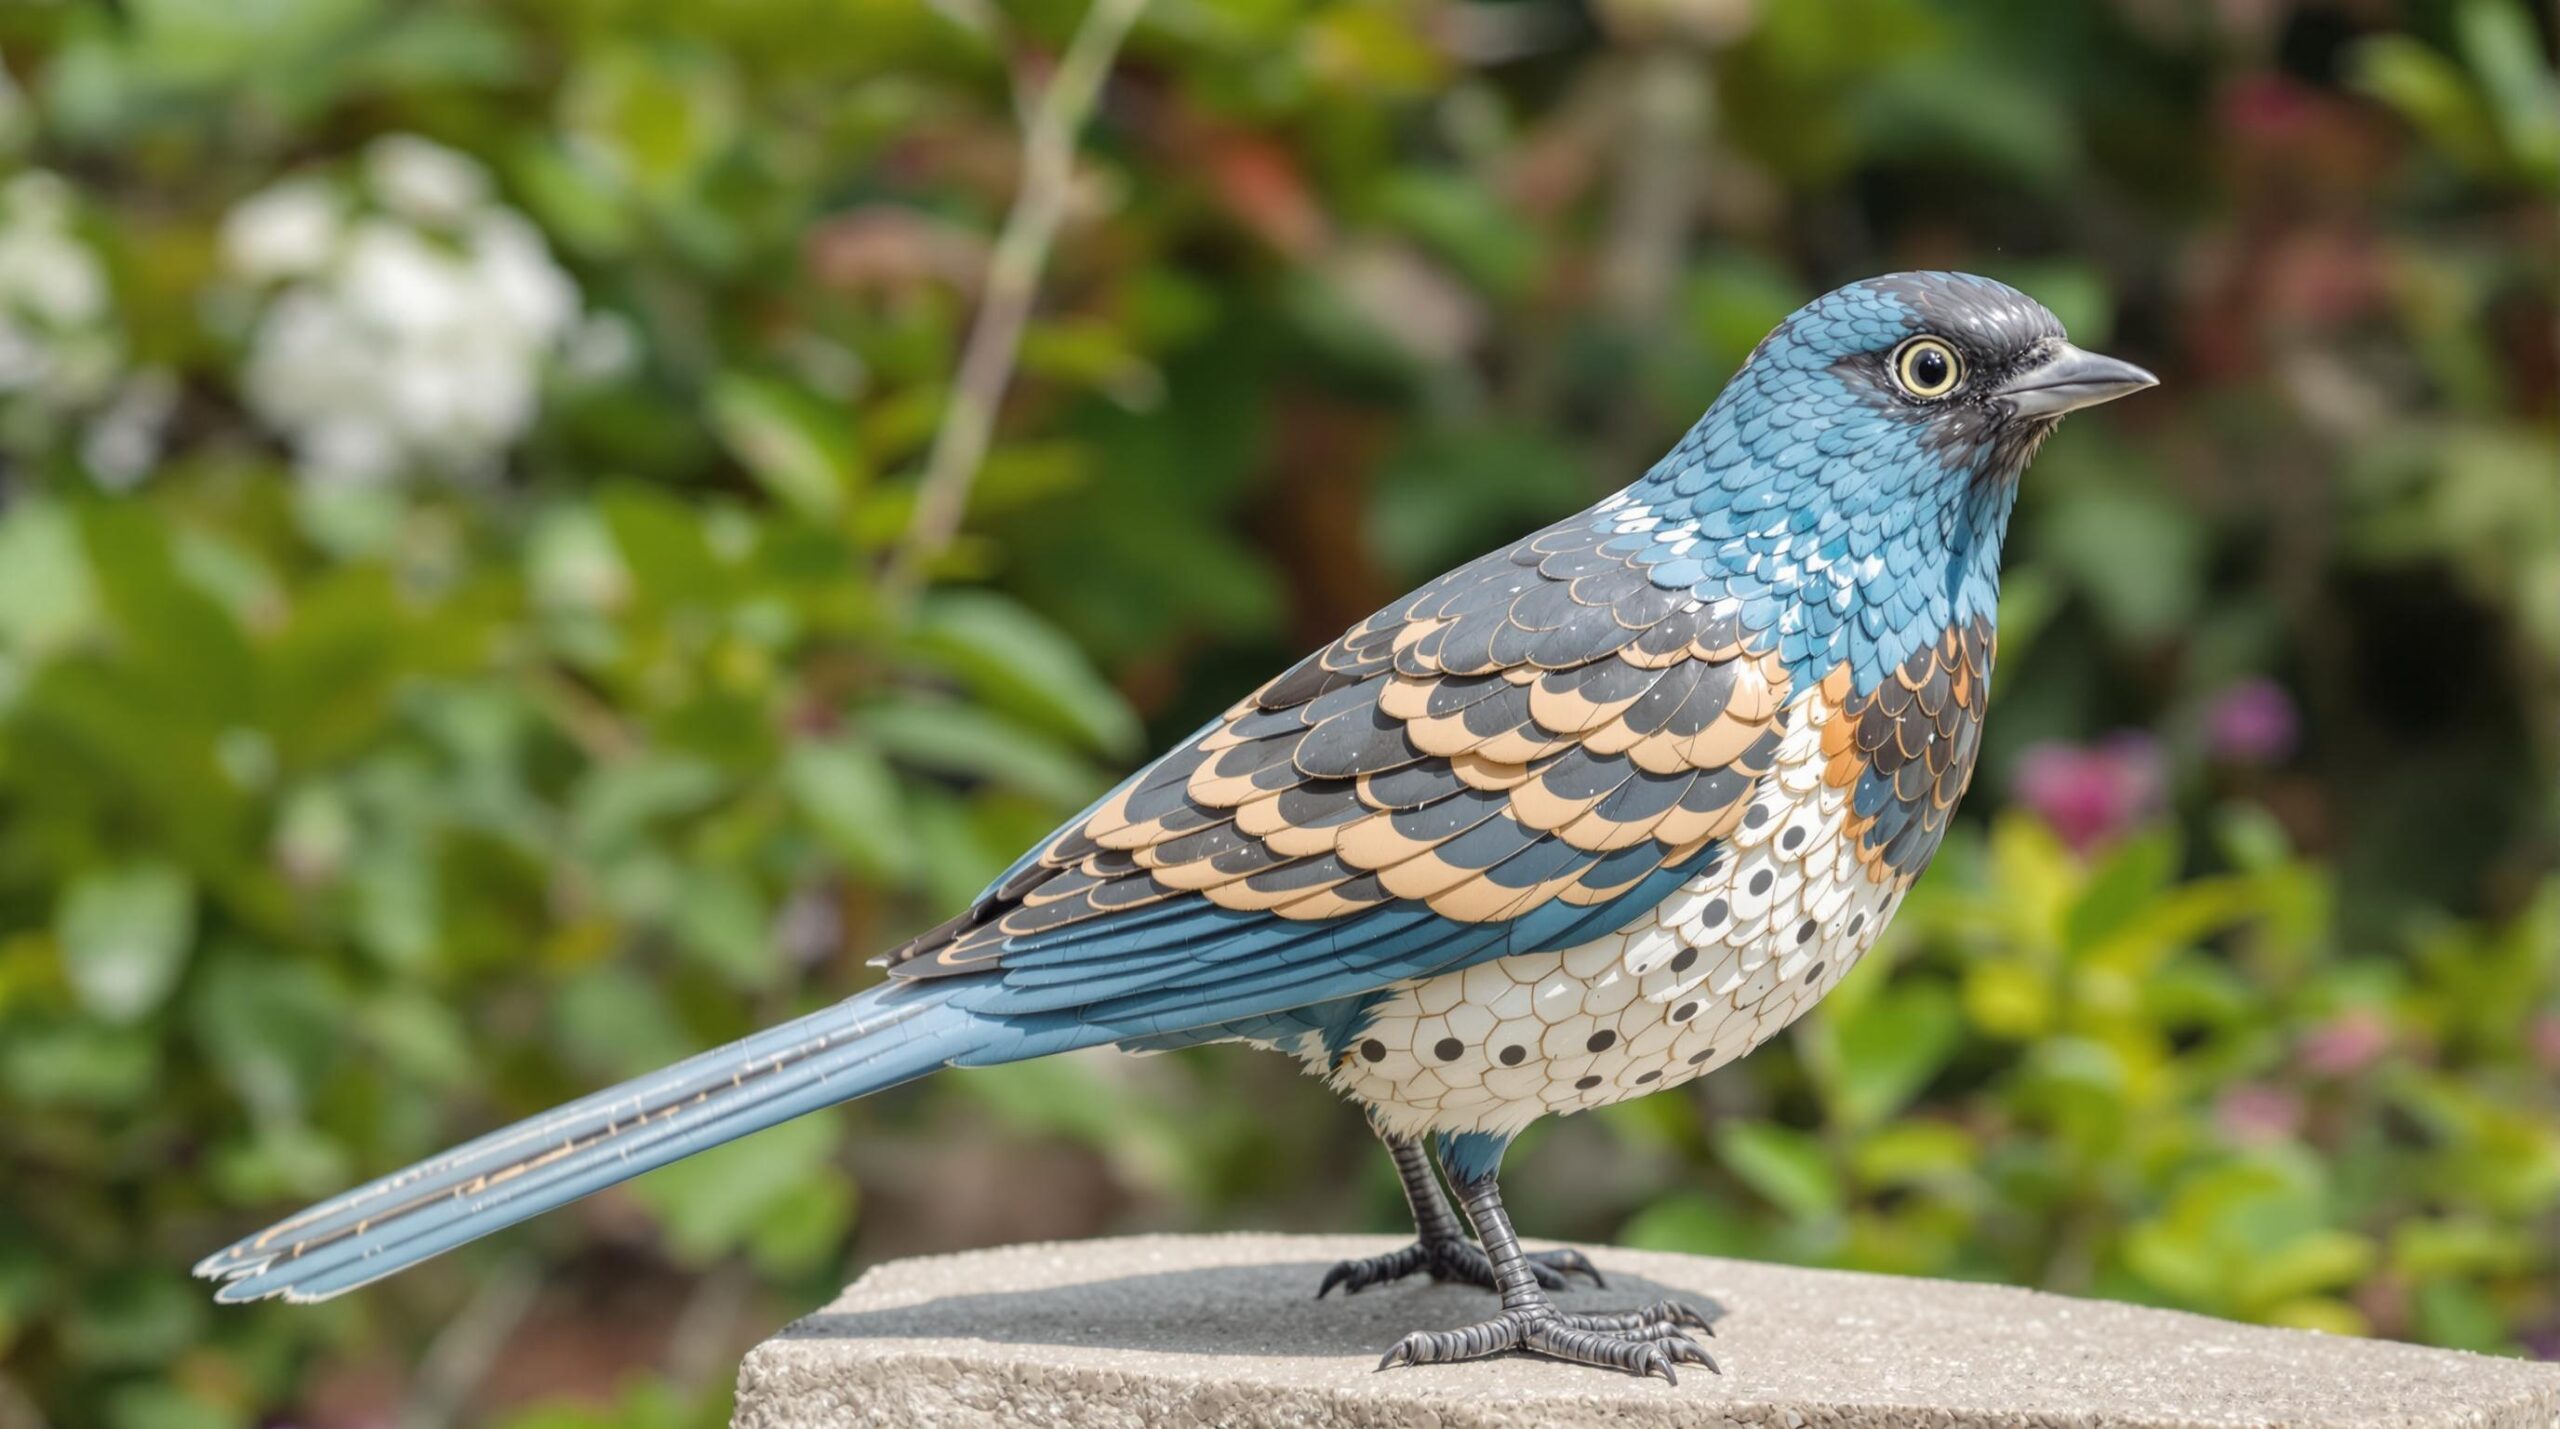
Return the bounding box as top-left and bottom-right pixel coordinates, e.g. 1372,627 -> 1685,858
1319,1240 -> 1604,1297
1317,1243 -> 1427,1298
1374,1306 -> 1717,1382
1552,1298 -> 1715,1336
1526,1246 -> 1606,1289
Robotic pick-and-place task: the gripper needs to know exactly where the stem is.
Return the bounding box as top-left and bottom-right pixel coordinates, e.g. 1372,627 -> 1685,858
885,0 -> 1147,607
400,1259 -> 538,1429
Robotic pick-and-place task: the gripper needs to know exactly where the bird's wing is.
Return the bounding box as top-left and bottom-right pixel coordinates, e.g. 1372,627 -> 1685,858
877,507 -> 1796,1040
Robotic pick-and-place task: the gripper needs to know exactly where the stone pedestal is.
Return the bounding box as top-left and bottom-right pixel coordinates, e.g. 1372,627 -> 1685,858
734,1233 -> 2560,1427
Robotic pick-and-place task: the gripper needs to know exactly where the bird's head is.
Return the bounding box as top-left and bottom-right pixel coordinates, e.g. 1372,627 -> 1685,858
1629,271 -> 2156,688
1727,270 -> 2157,491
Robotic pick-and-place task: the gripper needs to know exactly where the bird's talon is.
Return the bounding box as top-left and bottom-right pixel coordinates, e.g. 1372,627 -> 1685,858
1318,1243 -> 1428,1299
1374,1302 -> 1712,1380
1540,1247 -> 1606,1288
1319,1239 -> 1606,1298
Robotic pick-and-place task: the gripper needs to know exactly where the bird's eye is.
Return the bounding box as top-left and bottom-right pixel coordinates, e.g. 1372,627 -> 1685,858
1892,337 -> 1964,399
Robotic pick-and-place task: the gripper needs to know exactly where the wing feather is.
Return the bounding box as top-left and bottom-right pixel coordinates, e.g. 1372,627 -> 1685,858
874,512 -> 1792,1030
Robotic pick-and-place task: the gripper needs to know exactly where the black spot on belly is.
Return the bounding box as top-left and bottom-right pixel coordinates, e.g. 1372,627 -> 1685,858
1671,1001 -> 1698,1023
1435,1037 -> 1464,1062
1796,918 -> 1818,944
1745,805 -> 1770,829
1782,826 -> 1805,852
1700,897 -> 1729,929
1636,1070 -> 1660,1084
1574,1075 -> 1603,1091
1688,1048 -> 1714,1065
1749,870 -> 1773,895
1361,1039 -> 1386,1063
1669,947 -> 1696,973
1805,962 -> 1826,983
1499,1044 -> 1526,1066
1586,1029 -> 1616,1052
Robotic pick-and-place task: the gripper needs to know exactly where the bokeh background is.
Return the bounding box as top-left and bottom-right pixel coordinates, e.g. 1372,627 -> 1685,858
0,0 -> 2554,1424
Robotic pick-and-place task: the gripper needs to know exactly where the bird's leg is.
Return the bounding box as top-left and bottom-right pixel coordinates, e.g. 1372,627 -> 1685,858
1318,1129 -> 1601,1297
1376,1166 -> 1717,1382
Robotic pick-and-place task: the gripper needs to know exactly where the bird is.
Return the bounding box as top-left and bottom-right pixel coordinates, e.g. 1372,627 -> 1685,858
194,271 -> 2155,1383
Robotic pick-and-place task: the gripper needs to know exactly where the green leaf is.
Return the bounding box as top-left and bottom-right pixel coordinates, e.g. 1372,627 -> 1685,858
2237,1230 -> 2377,1309
0,1022 -> 160,1108
1618,1191 -> 1755,1256
2457,0 -> 2560,180
2414,1276 -> 2513,1354
553,965 -> 695,1077
69,1269 -> 204,1374
0,499 -> 100,659
1851,1121 -> 1979,1189
783,737 -> 910,880
358,988 -> 475,1087
1377,171 -> 1539,296
56,863 -> 195,1024
186,950 -> 343,1120
493,1381 -> 702,1429
743,1176 -> 858,1276
2064,828 -> 2179,955
600,484 -> 728,608
907,591 -> 1139,756
570,753 -> 727,855
2349,36 -> 2504,175
672,866 -> 775,988
2033,472 -> 2205,641
1822,979 -> 1961,1127
627,1110 -> 846,1264
1713,1122 -> 1842,1220
709,373 -> 862,521
104,1383 -> 236,1429
861,702 -> 1107,808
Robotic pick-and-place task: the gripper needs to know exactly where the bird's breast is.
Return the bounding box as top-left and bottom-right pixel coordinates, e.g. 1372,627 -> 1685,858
1308,680 -> 1915,1139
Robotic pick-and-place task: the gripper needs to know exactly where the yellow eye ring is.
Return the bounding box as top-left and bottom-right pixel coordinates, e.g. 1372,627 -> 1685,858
1892,337 -> 1964,399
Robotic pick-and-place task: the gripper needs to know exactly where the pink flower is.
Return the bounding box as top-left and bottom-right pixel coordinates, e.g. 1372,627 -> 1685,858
2215,1084 -> 2304,1145
2301,1009 -> 2391,1076
2529,1015 -> 2560,1075
2205,677 -> 2299,765
2013,733 -> 2165,854
2219,73 -> 2315,138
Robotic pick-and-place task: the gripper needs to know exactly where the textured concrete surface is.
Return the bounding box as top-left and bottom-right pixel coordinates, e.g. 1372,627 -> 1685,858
733,1233 -> 2560,1428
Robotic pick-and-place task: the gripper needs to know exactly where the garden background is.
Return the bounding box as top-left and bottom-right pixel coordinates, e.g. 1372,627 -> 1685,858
0,1 -> 2554,1425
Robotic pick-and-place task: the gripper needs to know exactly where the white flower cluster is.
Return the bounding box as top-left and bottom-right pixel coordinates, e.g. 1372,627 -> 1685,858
0,171 -> 113,406
0,171 -> 173,488
225,136 -> 591,486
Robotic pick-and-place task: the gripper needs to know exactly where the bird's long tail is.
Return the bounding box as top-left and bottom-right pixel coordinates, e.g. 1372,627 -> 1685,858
193,981 -> 981,1304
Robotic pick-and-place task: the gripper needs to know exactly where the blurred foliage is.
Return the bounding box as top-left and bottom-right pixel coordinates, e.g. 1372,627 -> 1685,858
0,0 -> 2553,1425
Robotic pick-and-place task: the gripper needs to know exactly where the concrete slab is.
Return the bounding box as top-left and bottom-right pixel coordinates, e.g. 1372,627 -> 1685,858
733,1233 -> 2560,1428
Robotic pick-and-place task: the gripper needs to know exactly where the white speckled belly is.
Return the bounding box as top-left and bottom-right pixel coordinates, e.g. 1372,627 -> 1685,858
1305,689 -> 1905,1139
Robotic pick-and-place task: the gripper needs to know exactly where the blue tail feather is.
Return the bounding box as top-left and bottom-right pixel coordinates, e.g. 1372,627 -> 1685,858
193,982 -> 983,1303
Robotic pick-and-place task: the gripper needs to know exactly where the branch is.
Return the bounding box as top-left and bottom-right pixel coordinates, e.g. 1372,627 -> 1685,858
400,1258 -> 538,1429
886,0 -> 1147,604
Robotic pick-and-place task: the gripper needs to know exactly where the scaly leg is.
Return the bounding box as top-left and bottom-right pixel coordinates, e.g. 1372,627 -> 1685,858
1376,1163 -> 1716,1382
1318,1129 -> 1602,1298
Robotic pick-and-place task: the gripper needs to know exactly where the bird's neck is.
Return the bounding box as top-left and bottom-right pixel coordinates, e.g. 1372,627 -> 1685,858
1610,399 -> 2017,699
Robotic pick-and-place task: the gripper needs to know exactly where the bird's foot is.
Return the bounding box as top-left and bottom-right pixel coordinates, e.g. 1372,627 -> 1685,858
1318,1238 -> 1603,1298
1550,1298 -> 1718,1337
1375,1301 -> 1717,1383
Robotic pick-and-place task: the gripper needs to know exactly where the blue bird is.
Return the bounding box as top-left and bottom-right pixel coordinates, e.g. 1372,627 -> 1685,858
195,272 -> 2153,1382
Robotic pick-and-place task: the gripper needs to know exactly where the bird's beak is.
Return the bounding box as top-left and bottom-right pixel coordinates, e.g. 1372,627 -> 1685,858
1995,342 -> 2158,419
